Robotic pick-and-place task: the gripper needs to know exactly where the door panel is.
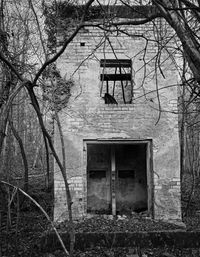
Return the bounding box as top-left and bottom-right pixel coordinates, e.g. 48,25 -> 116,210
86,143 -> 149,215
87,144 -> 111,214
115,144 -> 148,214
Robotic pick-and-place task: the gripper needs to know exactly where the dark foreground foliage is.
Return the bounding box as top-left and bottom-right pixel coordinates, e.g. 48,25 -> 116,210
1,172 -> 200,256
1,208 -> 200,257
50,247 -> 200,257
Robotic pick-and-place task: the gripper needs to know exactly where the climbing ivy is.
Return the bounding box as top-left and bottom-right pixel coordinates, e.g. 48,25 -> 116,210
42,64 -> 74,111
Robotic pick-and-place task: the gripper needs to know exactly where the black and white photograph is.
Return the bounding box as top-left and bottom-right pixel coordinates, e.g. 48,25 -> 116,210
0,0 -> 200,256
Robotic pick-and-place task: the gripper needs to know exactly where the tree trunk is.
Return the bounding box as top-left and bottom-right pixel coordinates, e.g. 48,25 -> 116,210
55,111 -> 75,257
43,134 -> 50,189
26,82 -> 75,256
9,119 -> 29,192
0,83 -> 24,155
0,104 -> 10,155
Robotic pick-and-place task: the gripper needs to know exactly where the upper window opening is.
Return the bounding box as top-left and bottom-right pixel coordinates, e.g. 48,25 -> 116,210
100,59 -> 133,104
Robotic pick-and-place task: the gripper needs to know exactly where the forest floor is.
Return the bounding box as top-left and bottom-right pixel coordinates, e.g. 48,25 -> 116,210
2,207 -> 200,257
1,209 -> 200,257
1,172 -> 200,257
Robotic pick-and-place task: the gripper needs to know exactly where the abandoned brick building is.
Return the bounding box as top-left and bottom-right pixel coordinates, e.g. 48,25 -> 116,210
53,4 -> 181,221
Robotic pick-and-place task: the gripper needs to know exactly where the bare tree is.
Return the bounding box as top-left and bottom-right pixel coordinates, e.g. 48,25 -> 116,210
1,0 -> 200,254
0,1 -> 98,256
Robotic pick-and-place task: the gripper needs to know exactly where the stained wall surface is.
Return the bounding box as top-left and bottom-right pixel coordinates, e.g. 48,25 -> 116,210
54,19 -> 181,221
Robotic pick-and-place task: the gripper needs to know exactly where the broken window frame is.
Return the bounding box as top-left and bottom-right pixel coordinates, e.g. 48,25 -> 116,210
100,59 -> 133,104
84,139 -> 154,217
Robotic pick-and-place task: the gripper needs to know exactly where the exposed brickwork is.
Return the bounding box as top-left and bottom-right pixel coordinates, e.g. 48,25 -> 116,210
54,18 -> 181,221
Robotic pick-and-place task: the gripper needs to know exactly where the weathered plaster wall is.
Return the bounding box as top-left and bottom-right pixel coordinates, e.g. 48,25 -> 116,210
54,20 -> 181,221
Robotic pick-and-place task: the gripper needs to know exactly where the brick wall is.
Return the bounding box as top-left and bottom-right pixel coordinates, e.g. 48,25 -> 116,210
54,19 -> 181,221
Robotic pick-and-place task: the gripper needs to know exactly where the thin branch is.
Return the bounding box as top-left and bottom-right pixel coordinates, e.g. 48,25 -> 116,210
0,51 -> 23,81
28,0 -> 47,59
33,0 -> 96,85
0,181 -> 69,256
154,53 -> 162,125
84,13 -> 161,27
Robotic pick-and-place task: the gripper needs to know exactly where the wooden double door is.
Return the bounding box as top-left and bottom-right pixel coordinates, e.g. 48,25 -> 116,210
86,141 -> 152,216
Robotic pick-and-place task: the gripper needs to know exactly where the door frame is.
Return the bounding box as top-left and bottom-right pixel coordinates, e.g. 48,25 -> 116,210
84,139 -> 154,217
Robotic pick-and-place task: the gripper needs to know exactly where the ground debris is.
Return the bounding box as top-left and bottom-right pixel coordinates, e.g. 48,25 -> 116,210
49,247 -> 200,257
161,252 -> 176,257
56,214 -> 183,233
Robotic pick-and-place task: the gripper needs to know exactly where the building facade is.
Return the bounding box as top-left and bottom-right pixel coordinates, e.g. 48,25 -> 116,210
53,6 -> 181,221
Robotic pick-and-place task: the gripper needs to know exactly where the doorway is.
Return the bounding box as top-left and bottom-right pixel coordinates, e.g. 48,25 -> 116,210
86,140 -> 153,216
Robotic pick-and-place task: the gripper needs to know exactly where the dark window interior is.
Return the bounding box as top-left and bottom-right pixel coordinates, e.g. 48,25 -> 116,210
100,59 -> 133,104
